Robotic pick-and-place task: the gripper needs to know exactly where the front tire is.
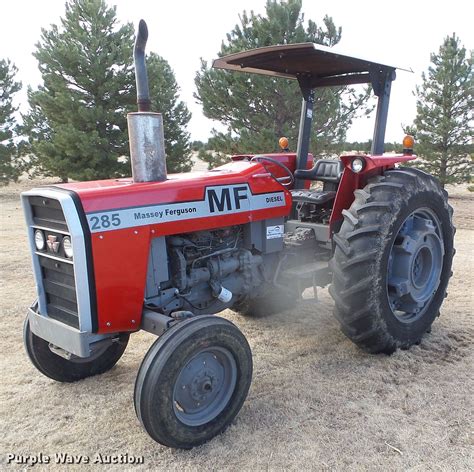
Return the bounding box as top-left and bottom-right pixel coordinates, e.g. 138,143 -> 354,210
23,318 -> 129,382
329,168 -> 455,354
134,315 -> 252,449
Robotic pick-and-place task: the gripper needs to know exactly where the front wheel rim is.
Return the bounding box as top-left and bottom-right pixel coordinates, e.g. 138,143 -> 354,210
172,346 -> 237,427
387,208 -> 444,323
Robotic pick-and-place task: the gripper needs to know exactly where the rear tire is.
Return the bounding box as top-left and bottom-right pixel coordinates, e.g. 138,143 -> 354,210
24,318 -> 129,382
329,168 -> 455,354
134,315 -> 252,449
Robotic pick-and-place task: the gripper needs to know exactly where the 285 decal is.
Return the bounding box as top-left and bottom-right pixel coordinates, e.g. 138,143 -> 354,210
89,213 -> 121,230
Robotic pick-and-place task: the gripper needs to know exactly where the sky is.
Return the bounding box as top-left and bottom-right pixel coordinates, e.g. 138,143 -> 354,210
1,0 -> 473,145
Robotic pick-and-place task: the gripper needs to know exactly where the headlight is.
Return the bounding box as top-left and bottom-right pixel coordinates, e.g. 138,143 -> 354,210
62,236 -> 73,258
351,157 -> 365,173
34,230 -> 45,251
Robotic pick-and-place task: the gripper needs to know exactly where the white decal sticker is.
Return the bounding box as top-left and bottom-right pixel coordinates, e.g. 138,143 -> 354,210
266,224 -> 284,240
86,184 -> 286,233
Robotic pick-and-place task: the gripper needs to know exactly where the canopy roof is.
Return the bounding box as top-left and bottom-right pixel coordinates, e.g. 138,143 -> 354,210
213,43 -> 410,88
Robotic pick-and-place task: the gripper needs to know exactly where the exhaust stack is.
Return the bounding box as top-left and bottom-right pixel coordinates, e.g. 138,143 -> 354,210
128,20 -> 167,183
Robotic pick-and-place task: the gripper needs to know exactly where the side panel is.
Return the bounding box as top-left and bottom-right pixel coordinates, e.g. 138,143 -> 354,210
80,167 -> 292,334
243,218 -> 285,253
145,237 -> 169,299
91,199 -> 291,333
92,228 -> 150,333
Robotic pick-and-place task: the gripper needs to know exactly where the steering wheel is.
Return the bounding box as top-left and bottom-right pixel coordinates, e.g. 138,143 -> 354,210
250,155 -> 294,187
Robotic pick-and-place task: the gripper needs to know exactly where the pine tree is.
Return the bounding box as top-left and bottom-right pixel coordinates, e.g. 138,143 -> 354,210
412,34 -> 473,187
23,0 -> 191,181
0,59 -> 22,184
147,53 -> 192,173
195,0 -> 371,167
23,0 -> 134,182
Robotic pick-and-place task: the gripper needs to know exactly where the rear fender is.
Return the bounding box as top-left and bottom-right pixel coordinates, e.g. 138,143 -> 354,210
329,153 -> 416,234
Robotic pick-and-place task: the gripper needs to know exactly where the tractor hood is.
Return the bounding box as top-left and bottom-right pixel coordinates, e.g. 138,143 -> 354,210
44,160 -> 292,231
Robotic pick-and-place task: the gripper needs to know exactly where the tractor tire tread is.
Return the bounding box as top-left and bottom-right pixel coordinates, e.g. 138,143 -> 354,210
355,202 -> 393,213
332,304 -> 371,324
339,275 -> 373,297
367,182 -> 405,193
338,249 -> 379,269
341,209 -> 359,227
346,225 -> 381,241
333,233 -> 352,257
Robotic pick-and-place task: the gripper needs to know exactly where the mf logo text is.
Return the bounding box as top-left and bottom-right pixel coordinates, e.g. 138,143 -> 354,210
207,186 -> 248,213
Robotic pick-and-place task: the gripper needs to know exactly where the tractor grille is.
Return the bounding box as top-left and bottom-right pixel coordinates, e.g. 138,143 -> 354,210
28,196 -> 79,329
28,196 -> 69,232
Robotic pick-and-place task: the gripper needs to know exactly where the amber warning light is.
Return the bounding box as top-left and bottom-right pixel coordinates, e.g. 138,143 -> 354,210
279,137 -> 289,151
403,135 -> 415,155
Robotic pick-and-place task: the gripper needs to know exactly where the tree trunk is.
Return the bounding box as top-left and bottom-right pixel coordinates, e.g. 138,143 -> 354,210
439,152 -> 448,189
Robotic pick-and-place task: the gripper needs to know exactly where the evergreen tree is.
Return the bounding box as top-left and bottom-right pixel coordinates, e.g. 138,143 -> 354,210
23,0 -> 134,182
23,0 -> 191,181
147,53 -> 192,173
411,34 -> 473,187
0,59 -> 22,184
195,0 -> 371,167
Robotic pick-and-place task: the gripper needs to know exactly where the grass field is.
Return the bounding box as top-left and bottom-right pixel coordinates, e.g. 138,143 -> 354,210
1,179 -> 472,471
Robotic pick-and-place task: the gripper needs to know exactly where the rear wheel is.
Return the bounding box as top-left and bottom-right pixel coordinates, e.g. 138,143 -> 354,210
134,315 -> 252,449
24,318 -> 129,382
329,168 -> 455,353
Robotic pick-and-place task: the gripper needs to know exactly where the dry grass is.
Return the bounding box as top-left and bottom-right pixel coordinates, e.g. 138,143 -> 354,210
0,179 -> 472,471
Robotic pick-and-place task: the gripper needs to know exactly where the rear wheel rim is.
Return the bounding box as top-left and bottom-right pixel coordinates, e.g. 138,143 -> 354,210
387,208 -> 444,323
173,346 -> 237,427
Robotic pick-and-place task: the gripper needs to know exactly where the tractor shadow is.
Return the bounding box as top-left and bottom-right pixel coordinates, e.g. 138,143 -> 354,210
211,288 -> 472,457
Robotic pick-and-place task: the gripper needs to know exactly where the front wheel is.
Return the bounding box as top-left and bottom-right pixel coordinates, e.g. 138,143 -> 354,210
329,168 -> 455,354
24,318 -> 129,382
134,315 -> 252,449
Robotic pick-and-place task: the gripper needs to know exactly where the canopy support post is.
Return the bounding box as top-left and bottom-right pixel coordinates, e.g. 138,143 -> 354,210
370,68 -> 396,155
294,78 -> 315,190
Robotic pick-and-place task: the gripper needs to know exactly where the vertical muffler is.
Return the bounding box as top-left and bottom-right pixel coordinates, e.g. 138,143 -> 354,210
128,20 -> 167,182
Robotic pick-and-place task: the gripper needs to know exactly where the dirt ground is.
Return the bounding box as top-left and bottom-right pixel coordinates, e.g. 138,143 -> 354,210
0,179 -> 472,471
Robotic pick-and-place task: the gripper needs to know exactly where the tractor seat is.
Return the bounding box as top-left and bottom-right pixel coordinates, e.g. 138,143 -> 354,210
294,159 -> 343,183
291,189 -> 336,205
290,159 -> 343,206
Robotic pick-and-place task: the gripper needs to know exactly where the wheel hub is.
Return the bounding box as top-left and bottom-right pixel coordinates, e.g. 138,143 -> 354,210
190,367 -> 218,401
411,246 -> 432,289
387,209 -> 444,322
173,347 -> 237,427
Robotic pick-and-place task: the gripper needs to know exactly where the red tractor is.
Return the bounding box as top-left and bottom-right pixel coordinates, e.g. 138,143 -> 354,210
22,21 -> 454,449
